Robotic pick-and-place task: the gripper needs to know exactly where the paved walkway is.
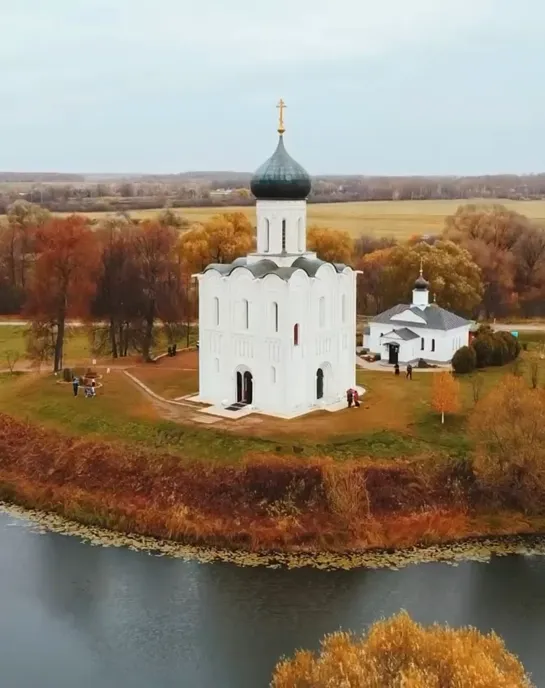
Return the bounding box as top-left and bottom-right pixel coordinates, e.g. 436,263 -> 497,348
356,356 -> 451,373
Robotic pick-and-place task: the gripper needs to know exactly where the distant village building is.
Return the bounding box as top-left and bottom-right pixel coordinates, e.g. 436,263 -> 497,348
363,268 -> 471,365
210,188 -> 235,197
194,100 -> 359,418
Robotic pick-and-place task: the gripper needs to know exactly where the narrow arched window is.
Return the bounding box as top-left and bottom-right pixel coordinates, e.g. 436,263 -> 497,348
281,219 -> 286,252
297,218 -> 303,252
294,323 -> 300,346
214,357 -> 220,372
213,296 -> 219,326
272,301 -> 278,332
271,366 -> 277,383
421,337 -> 425,351
431,338 -> 435,352
264,218 -> 270,252
243,299 -> 249,329
319,297 -> 325,328
341,294 -> 346,324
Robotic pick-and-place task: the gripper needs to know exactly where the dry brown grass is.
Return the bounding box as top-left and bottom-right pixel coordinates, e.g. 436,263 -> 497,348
271,610 -> 533,687
1,413 -> 545,554
322,463 -> 370,524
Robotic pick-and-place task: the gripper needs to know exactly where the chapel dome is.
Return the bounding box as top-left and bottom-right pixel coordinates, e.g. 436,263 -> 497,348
414,275 -> 430,290
250,135 -> 311,201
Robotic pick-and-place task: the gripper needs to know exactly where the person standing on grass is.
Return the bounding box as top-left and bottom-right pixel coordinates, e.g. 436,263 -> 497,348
346,388 -> 353,408
72,375 -> 79,397
353,389 -> 360,407
406,364 -> 413,380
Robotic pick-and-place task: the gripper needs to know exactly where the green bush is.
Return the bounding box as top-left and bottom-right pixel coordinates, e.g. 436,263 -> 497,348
471,330 -> 520,369
472,336 -> 494,368
497,331 -> 521,360
452,345 -> 477,374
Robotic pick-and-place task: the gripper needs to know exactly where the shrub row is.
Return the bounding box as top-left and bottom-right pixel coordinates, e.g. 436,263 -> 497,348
452,326 -> 520,374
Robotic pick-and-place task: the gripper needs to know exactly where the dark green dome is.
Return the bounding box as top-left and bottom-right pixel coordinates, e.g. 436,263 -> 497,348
251,135 -> 311,201
414,275 -> 429,290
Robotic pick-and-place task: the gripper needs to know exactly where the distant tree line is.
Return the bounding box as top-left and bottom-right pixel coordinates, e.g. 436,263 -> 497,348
1,200 -> 545,371
3,171 -> 545,214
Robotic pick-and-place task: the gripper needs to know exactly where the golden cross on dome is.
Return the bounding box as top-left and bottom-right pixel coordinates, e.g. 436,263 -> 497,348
277,98 -> 286,135
419,257 -> 424,276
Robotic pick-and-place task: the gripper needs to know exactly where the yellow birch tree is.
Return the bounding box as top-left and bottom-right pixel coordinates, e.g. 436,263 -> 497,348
432,371 -> 460,424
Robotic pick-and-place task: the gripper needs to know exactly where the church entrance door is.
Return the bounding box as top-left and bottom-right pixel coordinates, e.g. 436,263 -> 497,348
316,368 -> 324,399
243,371 -> 253,404
235,370 -> 253,405
388,343 -> 399,365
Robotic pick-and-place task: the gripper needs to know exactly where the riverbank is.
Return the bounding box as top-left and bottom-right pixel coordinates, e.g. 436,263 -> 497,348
2,412 -> 545,568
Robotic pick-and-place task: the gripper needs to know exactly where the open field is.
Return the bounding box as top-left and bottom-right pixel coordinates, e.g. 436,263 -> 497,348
4,198 -> 545,239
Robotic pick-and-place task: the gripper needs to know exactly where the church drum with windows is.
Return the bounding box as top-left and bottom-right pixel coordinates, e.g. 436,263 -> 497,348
194,102 -> 358,418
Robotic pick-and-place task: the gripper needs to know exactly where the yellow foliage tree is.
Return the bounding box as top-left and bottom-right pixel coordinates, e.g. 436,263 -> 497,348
271,610 -> 533,688
432,371 -> 460,424
470,375 -> 545,511
178,212 -> 254,272
369,239 -> 483,316
307,226 -> 354,264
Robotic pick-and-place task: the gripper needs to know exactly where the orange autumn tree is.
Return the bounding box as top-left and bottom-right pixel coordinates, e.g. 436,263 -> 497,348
178,212 -> 254,273
307,226 -> 354,264
271,611 -> 533,687
432,371 -> 460,424
25,215 -> 99,371
470,375 -> 545,512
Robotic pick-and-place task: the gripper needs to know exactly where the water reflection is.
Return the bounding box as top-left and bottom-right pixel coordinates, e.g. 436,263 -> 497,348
0,514 -> 545,688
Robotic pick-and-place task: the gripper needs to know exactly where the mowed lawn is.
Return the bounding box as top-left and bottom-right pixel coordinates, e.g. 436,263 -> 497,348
0,326 -> 93,363
14,198 -> 545,240
0,325 -> 197,368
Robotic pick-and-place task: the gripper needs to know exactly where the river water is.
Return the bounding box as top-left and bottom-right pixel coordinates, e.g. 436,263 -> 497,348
1,512 -> 544,688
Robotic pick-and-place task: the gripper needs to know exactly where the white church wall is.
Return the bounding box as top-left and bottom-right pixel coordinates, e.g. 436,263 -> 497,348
367,321 -> 471,364
197,261 -> 357,416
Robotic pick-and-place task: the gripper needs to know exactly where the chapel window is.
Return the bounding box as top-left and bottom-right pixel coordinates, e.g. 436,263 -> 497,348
319,297 -> 325,328
294,323 -> 300,346
243,299 -> 249,329
264,219 -> 270,252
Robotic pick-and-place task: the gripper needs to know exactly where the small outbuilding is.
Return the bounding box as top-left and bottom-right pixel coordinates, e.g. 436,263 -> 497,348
363,269 -> 471,365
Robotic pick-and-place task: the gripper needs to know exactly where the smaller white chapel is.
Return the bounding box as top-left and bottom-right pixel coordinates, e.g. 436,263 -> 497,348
195,101 -> 358,418
363,267 -> 471,365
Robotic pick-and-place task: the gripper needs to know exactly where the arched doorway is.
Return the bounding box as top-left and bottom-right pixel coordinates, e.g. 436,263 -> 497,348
236,370 -> 253,404
316,368 -> 324,399
243,371 -> 253,404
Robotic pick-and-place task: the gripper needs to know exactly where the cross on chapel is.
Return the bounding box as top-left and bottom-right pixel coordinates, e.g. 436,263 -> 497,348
277,98 -> 286,134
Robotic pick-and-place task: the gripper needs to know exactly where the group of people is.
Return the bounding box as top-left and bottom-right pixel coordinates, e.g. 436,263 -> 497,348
72,376 -> 96,398
393,363 -> 413,379
346,388 -> 360,408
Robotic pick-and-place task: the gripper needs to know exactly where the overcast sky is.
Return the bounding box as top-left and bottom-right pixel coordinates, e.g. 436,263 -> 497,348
2,1 -> 544,175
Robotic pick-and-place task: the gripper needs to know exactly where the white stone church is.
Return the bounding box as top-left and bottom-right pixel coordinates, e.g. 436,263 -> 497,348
363,268 -> 471,365
194,102 -> 359,419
